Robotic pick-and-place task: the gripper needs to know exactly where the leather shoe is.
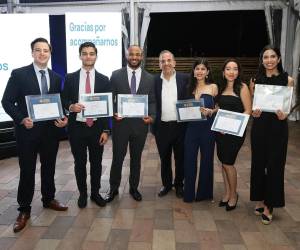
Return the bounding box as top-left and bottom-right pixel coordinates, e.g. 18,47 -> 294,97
105,189 -> 119,202
129,189 -> 142,201
218,200 -> 229,207
90,194 -> 106,207
44,199 -> 68,211
226,194 -> 239,211
175,186 -> 184,198
77,195 -> 87,208
13,212 -> 30,233
158,186 -> 172,197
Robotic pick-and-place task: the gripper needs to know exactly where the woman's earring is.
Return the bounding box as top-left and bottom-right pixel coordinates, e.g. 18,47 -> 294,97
205,75 -> 208,79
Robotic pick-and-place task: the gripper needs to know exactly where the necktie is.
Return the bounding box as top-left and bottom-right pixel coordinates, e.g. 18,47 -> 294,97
131,71 -> 136,94
39,70 -> 48,95
85,71 -> 94,127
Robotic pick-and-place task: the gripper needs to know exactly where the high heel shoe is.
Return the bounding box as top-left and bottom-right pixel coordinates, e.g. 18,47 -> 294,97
254,207 -> 264,216
261,207 -> 273,225
218,200 -> 229,207
226,194 -> 238,211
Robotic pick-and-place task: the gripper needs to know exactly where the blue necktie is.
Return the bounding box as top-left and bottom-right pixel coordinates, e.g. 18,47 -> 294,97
131,71 -> 136,94
39,70 -> 48,95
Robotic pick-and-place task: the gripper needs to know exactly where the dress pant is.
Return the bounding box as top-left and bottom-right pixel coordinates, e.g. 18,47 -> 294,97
68,121 -> 104,196
16,123 -> 59,213
109,119 -> 148,190
154,121 -> 185,188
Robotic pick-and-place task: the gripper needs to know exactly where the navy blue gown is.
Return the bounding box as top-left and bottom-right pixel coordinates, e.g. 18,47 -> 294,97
184,94 -> 215,202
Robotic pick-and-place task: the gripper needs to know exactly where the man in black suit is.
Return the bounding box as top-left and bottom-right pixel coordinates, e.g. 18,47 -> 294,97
1,37 -> 68,233
153,50 -> 189,198
62,42 -> 110,208
105,45 -> 156,202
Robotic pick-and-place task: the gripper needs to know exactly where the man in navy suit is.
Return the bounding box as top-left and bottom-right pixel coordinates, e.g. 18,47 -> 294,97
1,37 -> 68,233
153,50 -> 189,198
62,42 -> 110,208
105,45 -> 156,202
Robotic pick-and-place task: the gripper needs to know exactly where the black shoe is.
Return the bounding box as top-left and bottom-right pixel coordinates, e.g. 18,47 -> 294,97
218,200 -> 229,207
254,207 -> 264,216
158,186 -> 172,197
77,194 -> 87,208
226,194 -> 239,211
105,189 -> 119,202
129,189 -> 142,201
175,186 -> 184,198
90,194 -> 106,207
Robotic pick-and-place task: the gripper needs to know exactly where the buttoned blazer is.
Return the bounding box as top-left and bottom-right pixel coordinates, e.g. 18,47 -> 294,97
1,63 -> 63,139
110,67 -> 156,121
62,69 -> 110,131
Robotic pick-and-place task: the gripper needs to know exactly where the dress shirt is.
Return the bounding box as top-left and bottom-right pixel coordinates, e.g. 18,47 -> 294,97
33,63 -> 50,93
76,68 -> 96,122
127,65 -> 141,92
161,71 -> 178,122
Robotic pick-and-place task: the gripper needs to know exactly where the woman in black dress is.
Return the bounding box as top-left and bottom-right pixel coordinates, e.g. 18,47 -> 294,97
250,45 -> 294,225
216,59 -> 251,211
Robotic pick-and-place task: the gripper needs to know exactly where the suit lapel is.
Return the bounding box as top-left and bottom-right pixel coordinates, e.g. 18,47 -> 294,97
29,64 -> 41,94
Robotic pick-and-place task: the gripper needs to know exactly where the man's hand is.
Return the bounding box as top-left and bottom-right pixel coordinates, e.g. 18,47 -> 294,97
54,116 -> 68,127
99,132 -> 109,145
276,110 -> 287,120
252,109 -> 262,118
21,117 -> 33,129
143,116 -> 153,124
70,103 -> 84,113
114,113 -> 123,121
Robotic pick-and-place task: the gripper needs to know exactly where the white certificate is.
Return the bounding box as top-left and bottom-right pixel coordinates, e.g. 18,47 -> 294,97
252,84 -> 293,113
211,109 -> 249,137
176,98 -> 206,122
179,106 -> 202,120
80,93 -> 113,118
33,103 -> 60,120
117,94 -> 148,117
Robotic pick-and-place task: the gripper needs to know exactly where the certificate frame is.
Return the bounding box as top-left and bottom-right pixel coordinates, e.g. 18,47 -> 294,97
80,93 -> 113,118
175,98 -> 206,122
211,109 -> 250,137
252,84 -> 293,114
25,93 -> 64,122
117,94 -> 148,118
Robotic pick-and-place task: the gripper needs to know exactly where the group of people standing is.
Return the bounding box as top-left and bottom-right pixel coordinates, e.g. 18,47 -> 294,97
1,37 -> 293,233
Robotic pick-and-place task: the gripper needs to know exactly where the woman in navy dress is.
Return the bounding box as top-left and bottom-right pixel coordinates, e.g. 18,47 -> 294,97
216,59 -> 251,211
183,59 -> 218,202
250,45 -> 294,225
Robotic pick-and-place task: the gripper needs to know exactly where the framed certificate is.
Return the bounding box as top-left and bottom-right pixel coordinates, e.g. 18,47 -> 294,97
80,93 -> 113,118
117,94 -> 148,117
211,109 -> 250,137
252,84 -> 293,114
25,94 -> 64,122
175,98 -> 206,122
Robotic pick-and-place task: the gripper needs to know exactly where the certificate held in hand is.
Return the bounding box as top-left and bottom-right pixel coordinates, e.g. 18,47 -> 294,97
80,93 -> 113,118
25,94 -> 64,122
175,98 -> 206,122
117,94 -> 148,118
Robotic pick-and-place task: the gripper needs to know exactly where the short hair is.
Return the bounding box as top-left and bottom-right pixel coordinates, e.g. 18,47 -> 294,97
79,42 -> 97,55
158,50 -> 175,62
31,37 -> 52,52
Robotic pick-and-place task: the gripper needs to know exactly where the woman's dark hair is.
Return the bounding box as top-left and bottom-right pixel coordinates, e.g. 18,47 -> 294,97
218,58 -> 243,97
256,44 -> 283,78
187,58 -> 213,96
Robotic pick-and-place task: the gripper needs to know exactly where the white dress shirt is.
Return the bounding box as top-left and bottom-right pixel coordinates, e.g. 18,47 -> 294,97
33,63 -> 50,93
127,65 -> 142,92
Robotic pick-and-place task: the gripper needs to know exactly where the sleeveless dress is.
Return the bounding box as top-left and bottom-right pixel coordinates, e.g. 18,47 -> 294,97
216,95 -> 245,165
184,94 -> 215,202
250,72 -> 289,208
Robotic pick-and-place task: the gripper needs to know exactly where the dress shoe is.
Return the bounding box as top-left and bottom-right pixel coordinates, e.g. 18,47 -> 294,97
129,189 -> 142,201
105,189 -> 119,202
13,212 -> 30,233
175,186 -> 184,198
90,194 -> 106,207
254,207 -> 264,216
218,200 -> 229,207
158,186 -> 172,197
44,199 -> 68,211
77,195 -> 87,208
226,194 -> 239,211
261,213 -> 273,225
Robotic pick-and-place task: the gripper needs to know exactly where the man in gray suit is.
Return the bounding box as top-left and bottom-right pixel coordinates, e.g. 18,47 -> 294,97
105,45 -> 156,202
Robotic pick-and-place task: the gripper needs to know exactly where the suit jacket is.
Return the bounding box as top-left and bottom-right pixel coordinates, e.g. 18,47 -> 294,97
153,72 -> 189,131
1,64 -> 63,140
62,69 -> 110,131
110,67 -> 156,121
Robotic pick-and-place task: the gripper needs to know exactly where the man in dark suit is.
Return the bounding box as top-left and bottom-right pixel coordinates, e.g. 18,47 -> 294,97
153,50 -> 189,198
1,37 -> 68,233
62,42 -> 110,208
105,45 -> 156,202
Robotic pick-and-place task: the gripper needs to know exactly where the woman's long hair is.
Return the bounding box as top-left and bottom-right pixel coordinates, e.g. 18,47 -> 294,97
187,58 -> 213,96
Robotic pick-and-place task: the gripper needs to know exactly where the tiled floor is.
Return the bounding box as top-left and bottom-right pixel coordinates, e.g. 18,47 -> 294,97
0,122 -> 299,250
